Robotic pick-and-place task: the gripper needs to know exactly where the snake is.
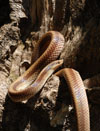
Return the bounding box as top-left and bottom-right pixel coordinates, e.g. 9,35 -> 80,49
8,31 -> 90,131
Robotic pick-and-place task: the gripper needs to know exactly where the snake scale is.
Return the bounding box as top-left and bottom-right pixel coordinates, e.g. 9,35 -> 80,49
8,31 -> 90,131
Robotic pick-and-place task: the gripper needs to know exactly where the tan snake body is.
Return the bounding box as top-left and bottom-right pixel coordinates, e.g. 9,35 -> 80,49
55,69 -> 90,131
8,31 -> 90,131
8,31 -> 64,102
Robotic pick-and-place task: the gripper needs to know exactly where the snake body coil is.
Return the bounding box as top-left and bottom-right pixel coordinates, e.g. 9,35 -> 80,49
8,31 -> 90,131
8,31 -> 64,102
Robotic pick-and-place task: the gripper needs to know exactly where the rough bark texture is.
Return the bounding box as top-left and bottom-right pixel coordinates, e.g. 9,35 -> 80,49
0,0 -> 100,131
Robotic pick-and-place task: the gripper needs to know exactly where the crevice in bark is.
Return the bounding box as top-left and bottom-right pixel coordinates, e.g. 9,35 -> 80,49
0,0 -> 11,27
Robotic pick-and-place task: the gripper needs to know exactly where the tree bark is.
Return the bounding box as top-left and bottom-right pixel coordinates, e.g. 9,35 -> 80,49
0,0 -> 100,131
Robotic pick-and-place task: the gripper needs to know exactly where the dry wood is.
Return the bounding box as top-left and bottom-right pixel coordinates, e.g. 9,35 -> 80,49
0,0 -> 100,130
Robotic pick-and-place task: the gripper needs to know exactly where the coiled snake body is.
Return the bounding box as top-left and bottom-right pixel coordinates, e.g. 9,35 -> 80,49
8,31 -> 90,131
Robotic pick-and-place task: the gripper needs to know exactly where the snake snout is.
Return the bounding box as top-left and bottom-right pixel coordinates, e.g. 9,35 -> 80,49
52,59 -> 63,70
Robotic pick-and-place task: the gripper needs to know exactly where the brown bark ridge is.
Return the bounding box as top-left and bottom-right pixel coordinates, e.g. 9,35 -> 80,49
0,0 -> 100,131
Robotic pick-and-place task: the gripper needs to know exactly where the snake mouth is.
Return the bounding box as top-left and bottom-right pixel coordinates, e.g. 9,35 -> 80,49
53,59 -> 63,70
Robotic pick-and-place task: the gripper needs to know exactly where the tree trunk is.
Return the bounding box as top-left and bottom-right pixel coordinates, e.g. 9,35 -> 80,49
0,0 -> 100,130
